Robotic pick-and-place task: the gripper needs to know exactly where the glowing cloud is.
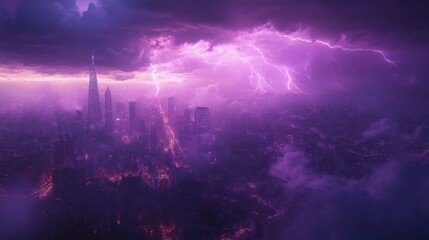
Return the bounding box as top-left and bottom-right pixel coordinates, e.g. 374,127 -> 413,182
145,25 -> 394,96
0,25 -> 394,100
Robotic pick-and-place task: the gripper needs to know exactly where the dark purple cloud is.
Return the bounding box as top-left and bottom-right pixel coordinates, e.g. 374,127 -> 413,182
269,144 -> 429,239
0,0 -> 428,71
279,157 -> 429,240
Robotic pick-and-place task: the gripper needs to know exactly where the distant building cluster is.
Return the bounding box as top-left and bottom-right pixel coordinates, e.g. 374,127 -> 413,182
0,55 -> 395,239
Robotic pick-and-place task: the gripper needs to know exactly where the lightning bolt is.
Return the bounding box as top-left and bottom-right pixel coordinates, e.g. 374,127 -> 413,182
189,28 -> 394,94
248,43 -> 302,92
192,42 -> 302,93
151,50 -> 160,96
192,45 -> 209,64
192,44 -> 223,70
226,48 -> 272,92
249,25 -> 394,64
150,49 -> 184,168
281,36 -> 394,64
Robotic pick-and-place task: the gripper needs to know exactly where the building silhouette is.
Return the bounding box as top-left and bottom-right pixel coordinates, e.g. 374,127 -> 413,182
195,107 -> 209,135
87,54 -> 101,128
52,133 -> 74,167
116,102 -> 126,120
168,97 -> 176,124
105,87 -> 113,130
129,101 -> 138,131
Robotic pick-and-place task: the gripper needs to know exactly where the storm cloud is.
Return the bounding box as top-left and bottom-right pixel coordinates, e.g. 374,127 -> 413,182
0,0 -> 427,71
0,0 -> 428,118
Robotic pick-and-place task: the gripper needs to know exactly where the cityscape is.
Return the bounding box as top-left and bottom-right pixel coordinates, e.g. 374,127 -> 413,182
1,1 -> 429,240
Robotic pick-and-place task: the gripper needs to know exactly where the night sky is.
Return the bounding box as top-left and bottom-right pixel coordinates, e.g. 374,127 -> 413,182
0,1 -> 426,107
0,1 -> 428,93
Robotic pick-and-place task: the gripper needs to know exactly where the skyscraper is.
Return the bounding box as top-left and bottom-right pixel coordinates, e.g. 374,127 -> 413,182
52,133 -> 74,167
183,108 -> 193,135
167,97 -> 176,124
87,54 -> 101,128
105,87 -> 113,130
129,101 -> 138,131
195,107 -> 210,135
116,102 -> 126,120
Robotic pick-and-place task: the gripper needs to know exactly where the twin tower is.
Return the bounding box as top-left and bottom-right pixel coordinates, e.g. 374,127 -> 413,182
87,55 -> 112,129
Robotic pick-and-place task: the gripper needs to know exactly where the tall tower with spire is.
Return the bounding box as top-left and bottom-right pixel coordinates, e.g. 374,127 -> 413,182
87,54 -> 101,128
104,87 -> 113,130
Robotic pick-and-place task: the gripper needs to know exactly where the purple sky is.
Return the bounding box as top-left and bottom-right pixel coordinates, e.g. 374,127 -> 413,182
0,0 -> 428,105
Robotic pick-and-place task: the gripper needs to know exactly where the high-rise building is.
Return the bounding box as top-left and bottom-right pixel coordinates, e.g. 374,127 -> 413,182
52,133 -> 74,167
181,108 -> 194,137
105,87 -> 113,130
167,97 -> 176,124
72,110 -> 84,136
195,107 -> 214,162
195,107 -> 210,135
87,54 -> 101,128
129,101 -> 138,131
116,102 -> 126,120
